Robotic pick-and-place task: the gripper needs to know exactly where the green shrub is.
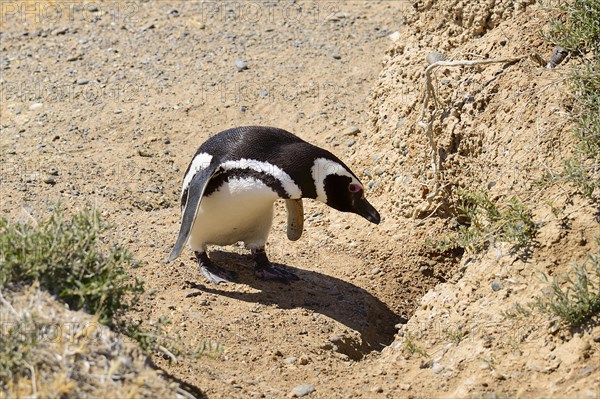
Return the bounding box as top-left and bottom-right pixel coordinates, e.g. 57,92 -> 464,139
546,0 -> 599,198
0,208 -> 143,324
534,241 -> 600,328
432,190 -> 537,254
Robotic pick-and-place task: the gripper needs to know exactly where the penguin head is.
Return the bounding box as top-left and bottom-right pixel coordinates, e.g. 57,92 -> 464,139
311,158 -> 381,224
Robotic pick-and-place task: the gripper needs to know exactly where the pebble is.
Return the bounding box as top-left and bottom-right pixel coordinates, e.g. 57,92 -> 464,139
51,27 -> 68,36
235,60 -> 248,71
388,31 -> 401,42
347,139 -> 355,147
114,109 -> 123,114
141,23 -> 155,31
344,126 -> 360,136
332,49 -> 341,60
76,78 -> 94,85
432,362 -> 444,374
371,268 -> 380,275
47,167 -> 59,176
426,51 -> 445,65
284,356 -> 297,364
593,335 -> 600,343
168,8 -> 180,16
137,148 -> 152,157
491,281 -> 502,291
29,102 -> 43,111
547,46 -> 568,69
289,384 -> 315,397
43,176 -> 57,185
87,4 -> 99,12
298,355 -> 309,365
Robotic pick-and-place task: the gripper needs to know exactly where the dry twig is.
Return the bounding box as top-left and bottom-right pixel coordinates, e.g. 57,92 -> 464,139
416,56 -> 526,212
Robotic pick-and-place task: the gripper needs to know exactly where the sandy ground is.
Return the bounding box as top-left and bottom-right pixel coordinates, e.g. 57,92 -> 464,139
1,1 -> 598,398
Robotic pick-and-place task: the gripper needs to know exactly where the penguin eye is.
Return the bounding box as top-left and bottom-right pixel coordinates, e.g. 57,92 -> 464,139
348,183 -> 362,193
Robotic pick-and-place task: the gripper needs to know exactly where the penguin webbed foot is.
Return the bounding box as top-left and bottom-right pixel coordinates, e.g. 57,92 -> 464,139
195,251 -> 237,285
252,249 -> 299,283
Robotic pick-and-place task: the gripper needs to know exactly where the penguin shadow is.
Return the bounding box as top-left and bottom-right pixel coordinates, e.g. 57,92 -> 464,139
193,250 -> 402,359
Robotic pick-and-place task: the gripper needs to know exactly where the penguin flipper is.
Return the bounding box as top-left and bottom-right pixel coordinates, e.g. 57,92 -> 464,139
285,198 -> 304,241
165,164 -> 221,263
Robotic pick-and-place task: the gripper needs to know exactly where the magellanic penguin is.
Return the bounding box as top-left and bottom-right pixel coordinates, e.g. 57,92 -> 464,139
165,126 -> 380,284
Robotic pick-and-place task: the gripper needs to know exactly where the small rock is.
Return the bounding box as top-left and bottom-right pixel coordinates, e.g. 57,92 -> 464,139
426,51 -> 445,65
371,268 -> 380,275
114,109 -> 123,114
344,126 -> 360,136
298,355 -> 309,365
163,138 -> 171,145
395,316 -> 409,327
284,356 -> 297,364
76,78 -> 93,85
388,31 -> 401,42
347,139 -> 355,147
29,103 -> 43,111
372,386 -> 384,393
43,176 -> 56,185
332,49 -> 341,60
593,335 -> 600,343
419,265 -> 433,275
185,290 -> 202,298
87,4 -> 99,12
432,363 -> 444,374
400,383 -> 411,390
483,336 -> 493,348
47,167 -> 59,176
546,46 -> 568,69
289,384 -> 315,397
234,60 -> 248,71
138,148 -> 152,157
141,23 -> 155,31
491,281 -> 502,291
259,89 -> 268,97
168,8 -> 180,16
51,27 -> 68,35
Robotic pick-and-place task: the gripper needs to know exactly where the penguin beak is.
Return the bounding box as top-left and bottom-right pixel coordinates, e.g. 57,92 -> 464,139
354,197 -> 381,224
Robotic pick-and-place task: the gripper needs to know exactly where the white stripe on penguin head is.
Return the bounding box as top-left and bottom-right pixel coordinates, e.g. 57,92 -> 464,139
311,157 -> 360,203
182,152 -> 213,194
220,158 -> 302,199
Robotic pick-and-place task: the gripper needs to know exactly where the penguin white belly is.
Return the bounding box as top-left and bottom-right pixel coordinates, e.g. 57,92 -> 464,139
188,177 -> 279,250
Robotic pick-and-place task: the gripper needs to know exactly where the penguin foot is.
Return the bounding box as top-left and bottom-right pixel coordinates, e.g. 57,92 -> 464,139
195,251 -> 236,284
252,248 -> 299,283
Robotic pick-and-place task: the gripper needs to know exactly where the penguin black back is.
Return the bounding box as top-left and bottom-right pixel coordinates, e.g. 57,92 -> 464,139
183,126 -> 358,200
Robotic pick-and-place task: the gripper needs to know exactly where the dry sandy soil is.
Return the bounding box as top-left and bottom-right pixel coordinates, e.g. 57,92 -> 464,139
1,0 -> 598,398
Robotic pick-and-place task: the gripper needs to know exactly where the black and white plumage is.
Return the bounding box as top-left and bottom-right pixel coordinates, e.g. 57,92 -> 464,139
166,126 -> 380,284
